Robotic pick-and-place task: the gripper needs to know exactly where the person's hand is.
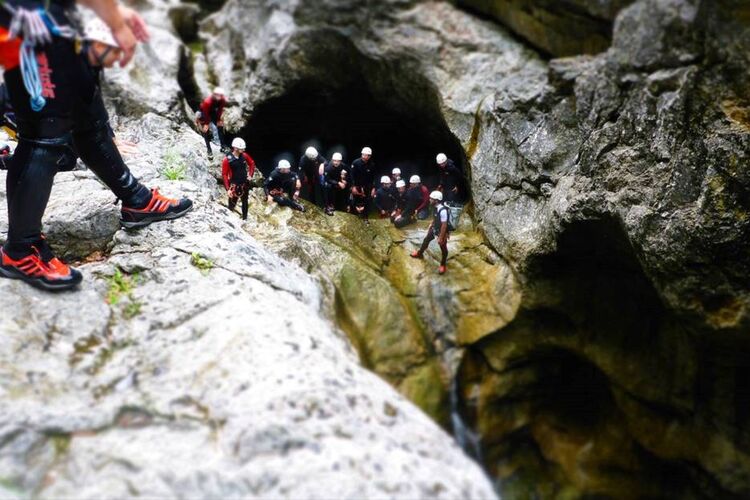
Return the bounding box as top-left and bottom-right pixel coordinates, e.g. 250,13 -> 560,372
338,181 -> 345,189
319,165 -> 325,176
452,187 -> 458,193
266,195 -> 273,204
217,119 -> 224,127
111,23 -> 138,67
293,190 -> 300,200
202,124 -> 209,133
118,5 -> 150,43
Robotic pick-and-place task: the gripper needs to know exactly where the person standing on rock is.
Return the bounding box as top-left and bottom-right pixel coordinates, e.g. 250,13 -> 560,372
197,87 -> 227,159
410,191 -> 451,274
321,152 -> 348,216
222,138 -> 256,220
436,153 -> 464,203
264,160 -> 305,212
392,175 -> 423,228
298,146 -> 326,205
374,176 -> 396,218
0,0 -> 193,291
350,146 -> 376,222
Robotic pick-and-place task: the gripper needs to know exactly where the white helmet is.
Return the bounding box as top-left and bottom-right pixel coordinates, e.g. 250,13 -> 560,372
305,147 -> 318,159
396,180 -> 406,188
361,147 -> 373,156
278,160 -> 291,170
231,137 -> 246,150
213,86 -> 226,96
409,175 -> 421,184
392,167 -> 401,175
436,153 -> 448,165
84,18 -> 117,47
332,152 -> 343,161
430,190 -> 443,201
380,176 -> 391,184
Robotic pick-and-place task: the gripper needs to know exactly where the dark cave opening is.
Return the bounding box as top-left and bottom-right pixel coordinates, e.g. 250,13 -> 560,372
237,76 -> 468,198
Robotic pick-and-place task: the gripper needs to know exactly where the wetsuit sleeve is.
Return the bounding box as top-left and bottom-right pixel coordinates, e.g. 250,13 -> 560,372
243,153 -> 256,178
264,174 -> 274,195
218,98 -> 226,121
221,157 -> 230,191
374,191 -> 385,211
416,186 -> 429,212
199,97 -> 211,123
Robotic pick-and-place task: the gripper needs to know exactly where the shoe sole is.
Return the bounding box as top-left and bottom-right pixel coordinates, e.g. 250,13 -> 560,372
120,204 -> 194,229
0,266 -> 82,292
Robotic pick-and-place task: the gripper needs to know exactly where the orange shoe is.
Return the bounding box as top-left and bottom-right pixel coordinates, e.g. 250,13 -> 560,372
120,188 -> 193,229
410,251 -> 423,259
0,245 -> 82,291
438,265 -> 447,274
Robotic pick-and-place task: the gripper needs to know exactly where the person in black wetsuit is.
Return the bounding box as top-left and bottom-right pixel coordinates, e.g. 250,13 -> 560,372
221,138 -> 256,220
321,152 -> 348,216
435,152 -> 465,203
410,190 -> 451,274
374,176 -> 396,218
349,146 -> 376,222
264,160 -> 305,212
298,146 -> 326,205
0,0 -> 193,291
392,175 -> 424,229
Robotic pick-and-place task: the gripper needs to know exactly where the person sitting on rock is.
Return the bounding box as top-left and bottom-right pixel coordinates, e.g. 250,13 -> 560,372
410,191 -> 451,274
298,146 -> 326,205
436,153 -> 464,203
197,87 -> 227,159
264,160 -> 305,212
374,176 -> 396,218
391,179 -> 407,219
222,138 -> 256,220
322,152 -> 348,216
350,146 -> 376,222
410,174 -> 430,220
392,176 -> 424,229
0,0 -> 193,292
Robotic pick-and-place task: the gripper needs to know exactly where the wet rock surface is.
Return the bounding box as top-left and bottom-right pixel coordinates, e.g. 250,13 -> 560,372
198,0 -> 750,497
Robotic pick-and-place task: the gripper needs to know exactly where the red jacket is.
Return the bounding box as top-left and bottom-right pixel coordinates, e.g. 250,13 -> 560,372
199,95 -> 226,124
222,152 -> 256,191
416,185 -> 430,212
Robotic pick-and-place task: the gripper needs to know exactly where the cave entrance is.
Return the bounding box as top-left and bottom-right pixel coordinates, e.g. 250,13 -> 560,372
238,75 -> 468,199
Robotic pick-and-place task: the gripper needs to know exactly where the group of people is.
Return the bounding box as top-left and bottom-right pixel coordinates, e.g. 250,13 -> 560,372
219,137 -> 463,274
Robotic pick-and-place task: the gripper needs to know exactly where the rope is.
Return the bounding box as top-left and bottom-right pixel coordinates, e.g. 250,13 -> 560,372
3,5 -> 76,112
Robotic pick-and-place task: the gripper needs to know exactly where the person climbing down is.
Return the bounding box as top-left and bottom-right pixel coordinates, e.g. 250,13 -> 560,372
321,152 -> 347,216
410,174 -> 430,220
436,153 -> 464,203
392,175 -> 424,228
0,0 -> 193,292
410,191 -> 451,274
350,146 -> 376,222
222,138 -> 255,220
374,176 -> 396,218
298,146 -> 326,205
264,160 -> 305,212
197,87 -> 227,159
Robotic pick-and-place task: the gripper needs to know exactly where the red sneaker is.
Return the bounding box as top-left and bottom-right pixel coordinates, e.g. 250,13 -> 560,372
438,265 -> 447,274
120,188 -> 193,229
0,246 -> 82,291
410,251 -> 423,259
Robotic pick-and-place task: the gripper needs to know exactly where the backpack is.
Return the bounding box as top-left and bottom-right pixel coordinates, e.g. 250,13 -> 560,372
436,204 -> 458,232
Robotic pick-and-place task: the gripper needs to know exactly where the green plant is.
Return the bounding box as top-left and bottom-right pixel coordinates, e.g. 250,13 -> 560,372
106,268 -> 142,319
161,148 -> 187,181
191,252 -> 214,275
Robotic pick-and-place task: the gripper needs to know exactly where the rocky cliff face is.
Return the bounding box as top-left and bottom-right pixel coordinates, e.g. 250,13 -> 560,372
194,0 -> 750,497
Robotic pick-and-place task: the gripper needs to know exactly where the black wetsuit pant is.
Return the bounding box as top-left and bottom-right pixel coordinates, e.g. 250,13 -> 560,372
2,34 -> 150,258
393,213 -> 416,228
228,181 -> 250,220
202,122 -> 225,155
418,227 -> 448,266
272,195 -> 304,212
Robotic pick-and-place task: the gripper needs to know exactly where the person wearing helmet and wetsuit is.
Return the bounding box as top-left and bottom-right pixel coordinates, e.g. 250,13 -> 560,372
321,152 -> 348,216
297,146 -> 326,205
410,191 -> 451,274
197,87 -> 227,159
264,160 -> 305,212
392,175 -> 424,229
0,0 -> 193,292
374,176 -> 396,218
435,152 -> 464,203
222,137 -> 256,220
350,146 -> 376,222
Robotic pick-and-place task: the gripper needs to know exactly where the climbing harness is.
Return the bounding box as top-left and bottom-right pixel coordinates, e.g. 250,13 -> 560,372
2,4 -> 76,112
